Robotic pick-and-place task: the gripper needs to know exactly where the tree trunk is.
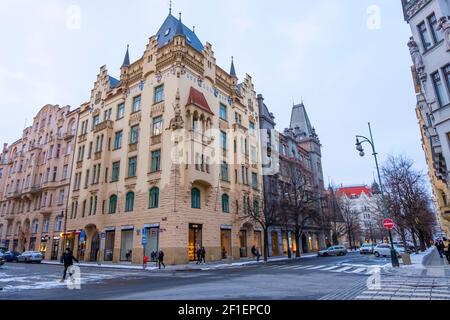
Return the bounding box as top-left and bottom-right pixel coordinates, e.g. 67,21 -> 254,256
295,230 -> 301,258
411,229 -> 419,253
418,230 -> 427,251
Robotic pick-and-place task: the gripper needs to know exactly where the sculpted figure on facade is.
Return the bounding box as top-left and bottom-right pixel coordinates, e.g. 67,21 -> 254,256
169,89 -> 185,130
438,16 -> 450,52
408,37 -> 425,72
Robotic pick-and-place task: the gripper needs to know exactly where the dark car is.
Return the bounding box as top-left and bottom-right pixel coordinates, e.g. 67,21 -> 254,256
3,251 -> 20,262
0,253 -> 5,266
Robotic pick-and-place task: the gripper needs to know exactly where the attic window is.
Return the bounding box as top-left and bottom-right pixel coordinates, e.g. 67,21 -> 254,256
164,28 -> 171,36
155,35 -> 160,41
186,36 -> 191,43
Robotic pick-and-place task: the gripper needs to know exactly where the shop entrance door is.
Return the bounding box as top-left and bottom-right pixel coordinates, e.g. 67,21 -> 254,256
239,230 -> 248,258
51,238 -> 60,260
271,231 -> 279,256
104,231 -> 115,262
188,224 -> 202,261
90,233 -> 100,262
220,229 -> 232,259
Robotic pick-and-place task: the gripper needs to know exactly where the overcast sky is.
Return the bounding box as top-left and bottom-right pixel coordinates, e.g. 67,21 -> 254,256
0,0 -> 425,187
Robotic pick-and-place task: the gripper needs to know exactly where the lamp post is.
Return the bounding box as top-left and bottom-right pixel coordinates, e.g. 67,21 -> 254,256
355,122 -> 400,268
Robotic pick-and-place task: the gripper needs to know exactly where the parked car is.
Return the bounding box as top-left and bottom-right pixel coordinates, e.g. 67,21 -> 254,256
2,251 -> 20,262
373,244 -> 405,258
318,246 -> 348,257
393,241 -> 415,253
17,251 -> 43,263
359,243 -> 375,255
0,253 -> 5,266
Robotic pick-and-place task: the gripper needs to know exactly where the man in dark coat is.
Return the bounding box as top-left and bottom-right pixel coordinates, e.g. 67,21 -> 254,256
60,248 -> 79,282
158,250 -> 166,269
196,246 -> 202,265
201,247 -> 206,264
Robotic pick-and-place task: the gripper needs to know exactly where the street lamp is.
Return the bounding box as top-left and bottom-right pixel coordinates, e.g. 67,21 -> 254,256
355,122 -> 400,268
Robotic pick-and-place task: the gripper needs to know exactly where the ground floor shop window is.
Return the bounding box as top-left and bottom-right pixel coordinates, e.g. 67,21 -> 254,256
282,231 -> 289,256
104,231 -> 115,262
239,230 -> 248,258
120,229 -> 134,262
51,238 -> 60,260
271,232 -> 279,256
29,237 -> 36,251
254,231 -> 262,254
291,233 -> 297,254
143,227 -> 159,261
188,224 -> 202,261
221,229 -> 232,259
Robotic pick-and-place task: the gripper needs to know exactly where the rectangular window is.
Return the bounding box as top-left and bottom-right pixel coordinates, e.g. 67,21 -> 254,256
418,21 -> 432,51
251,146 -> 257,163
128,157 -> 137,177
252,173 -> 258,190
88,142 -> 93,159
152,116 -> 163,136
114,131 -> 123,149
221,162 -> 229,182
92,115 -> 100,131
151,150 -> 161,172
111,161 -> 120,182
432,71 -> 450,107
444,65 -> 450,95
154,85 -> 165,104
117,103 -> 125,120
249,122 -> 255,135
132,96 -> 141,113
85,170 -> 90,189
221,131 -> 227,150
62,165 -> 68,180
130,125 -> 139,144
220,104 -> 227,121
428,13 -> 444,43
58,190 -> 65,205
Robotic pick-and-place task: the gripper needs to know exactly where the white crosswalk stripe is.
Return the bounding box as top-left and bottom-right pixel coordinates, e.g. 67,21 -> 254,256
331,266 -> 354,273
321,266 -> 342,271
304,265 -> 327,270
347,267 -> 367,274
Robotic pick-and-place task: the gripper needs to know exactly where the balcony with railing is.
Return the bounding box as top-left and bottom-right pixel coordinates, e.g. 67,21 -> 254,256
94,120 -> 113,134
30,184 -> 42,194
64,129 -> 76,140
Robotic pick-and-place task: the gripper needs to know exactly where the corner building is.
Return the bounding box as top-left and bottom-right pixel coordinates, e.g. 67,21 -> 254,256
67,12 -> 264,265
0,105 -> 79,260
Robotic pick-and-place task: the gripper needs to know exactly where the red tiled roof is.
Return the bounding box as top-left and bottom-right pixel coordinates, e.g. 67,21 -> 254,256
186,87 -> 214,115
337,186 -> 372,198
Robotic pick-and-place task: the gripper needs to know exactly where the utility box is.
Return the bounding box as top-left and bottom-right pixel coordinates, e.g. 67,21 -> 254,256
402,253 -> 412,265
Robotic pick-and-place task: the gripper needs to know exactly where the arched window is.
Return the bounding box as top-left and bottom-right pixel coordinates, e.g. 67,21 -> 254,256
222,194 -> 230,213
191,188 -> 201,209
109,195 -> 118,214
125,192 -> 135,212
253,200 -> 260,215
149,187 -> 159,209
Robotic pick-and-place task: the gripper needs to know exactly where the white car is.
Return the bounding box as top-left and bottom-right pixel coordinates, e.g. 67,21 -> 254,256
373,244 -> 404,258
359,243 -> 375,255
17,251 -> 43,263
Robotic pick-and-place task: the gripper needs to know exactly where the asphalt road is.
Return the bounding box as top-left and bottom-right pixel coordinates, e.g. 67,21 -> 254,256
0,252 -> 391,300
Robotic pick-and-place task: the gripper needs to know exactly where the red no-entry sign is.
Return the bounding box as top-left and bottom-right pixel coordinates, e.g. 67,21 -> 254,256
383,219 -> 395,230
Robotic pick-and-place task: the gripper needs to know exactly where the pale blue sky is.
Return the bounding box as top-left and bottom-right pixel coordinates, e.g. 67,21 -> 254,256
0,0 -> 425,187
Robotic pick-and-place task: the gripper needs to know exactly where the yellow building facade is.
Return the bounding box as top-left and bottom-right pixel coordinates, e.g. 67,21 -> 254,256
65,13 -> 264,265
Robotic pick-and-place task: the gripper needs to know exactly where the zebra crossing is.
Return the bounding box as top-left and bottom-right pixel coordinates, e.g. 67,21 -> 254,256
201,261 -> 381,275
266,263 -> 378,275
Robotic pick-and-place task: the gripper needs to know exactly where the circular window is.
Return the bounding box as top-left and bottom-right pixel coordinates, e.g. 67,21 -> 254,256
164,28 -> 171,36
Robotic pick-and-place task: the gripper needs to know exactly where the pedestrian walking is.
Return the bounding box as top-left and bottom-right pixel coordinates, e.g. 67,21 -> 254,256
201,246 -> 206,264
158,249 -> 166,269
196,246 -> 202,264
60,248 -> 78,283
443,238 -> 450,263
435,239 -> 444,258
251,245 -> 261,262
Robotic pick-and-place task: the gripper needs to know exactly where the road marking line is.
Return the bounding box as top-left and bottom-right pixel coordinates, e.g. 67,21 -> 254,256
331,266 -> 354,273
304,265 -> 327,270
347,267 -> 367,274
279,265 -> 303,270
321,266 -> 341,271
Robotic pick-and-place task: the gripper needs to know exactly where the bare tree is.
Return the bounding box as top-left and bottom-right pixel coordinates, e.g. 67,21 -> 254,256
323,186 -> 347,246
381,155 -> 436,252
336,196 -> 362,250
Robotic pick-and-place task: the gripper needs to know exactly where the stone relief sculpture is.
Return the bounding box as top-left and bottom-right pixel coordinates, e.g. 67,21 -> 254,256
438,16 -> 450,52
169,89 -> 185,130
408,37 -> 425,72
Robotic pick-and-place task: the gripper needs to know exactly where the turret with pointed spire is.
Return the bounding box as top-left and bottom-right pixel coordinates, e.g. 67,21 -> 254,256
122,44 -> 130,67
175,12 -> 184,36
230,56 -> 237,78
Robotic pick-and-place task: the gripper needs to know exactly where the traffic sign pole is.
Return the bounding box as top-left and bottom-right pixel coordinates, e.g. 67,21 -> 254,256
383,219 -> 399,267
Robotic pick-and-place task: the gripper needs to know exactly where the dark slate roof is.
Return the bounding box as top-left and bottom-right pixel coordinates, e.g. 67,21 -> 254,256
290,102 -> 313,137
230,57 -> 237,77
122,46 -> 130,67
109,76 -> 120,89
155,14 -> 204,52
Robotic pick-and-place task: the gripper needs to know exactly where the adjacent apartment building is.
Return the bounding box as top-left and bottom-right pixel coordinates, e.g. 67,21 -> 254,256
401,0 -> 450,234
65,12 -> 264,265
258,96 -> 328,256
0,105 -> 79,260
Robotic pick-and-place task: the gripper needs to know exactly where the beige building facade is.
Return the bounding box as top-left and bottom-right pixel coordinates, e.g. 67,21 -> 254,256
0,105 -> 79,260
65,13 -> 264,265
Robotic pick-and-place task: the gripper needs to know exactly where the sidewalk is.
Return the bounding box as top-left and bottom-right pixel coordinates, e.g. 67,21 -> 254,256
42,253 -> 318,272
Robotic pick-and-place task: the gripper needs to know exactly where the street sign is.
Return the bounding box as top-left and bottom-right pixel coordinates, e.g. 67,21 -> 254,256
383,219 -> 395,230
